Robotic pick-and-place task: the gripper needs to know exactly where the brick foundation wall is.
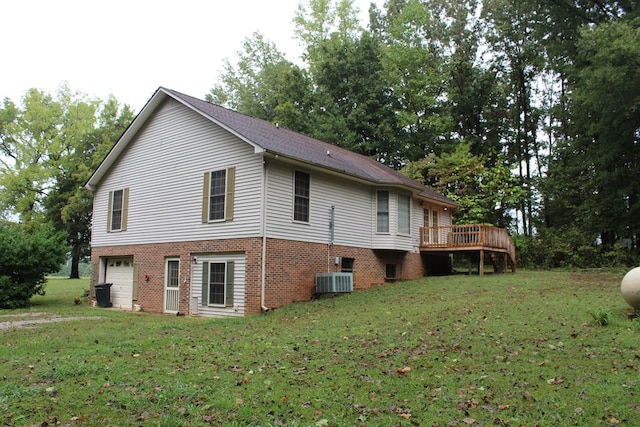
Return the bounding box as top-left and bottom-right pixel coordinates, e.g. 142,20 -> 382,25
91,237 -> 426,316
91,238 -> 263,315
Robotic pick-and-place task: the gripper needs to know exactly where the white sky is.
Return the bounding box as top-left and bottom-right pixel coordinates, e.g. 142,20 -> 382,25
1,0 -> 377,113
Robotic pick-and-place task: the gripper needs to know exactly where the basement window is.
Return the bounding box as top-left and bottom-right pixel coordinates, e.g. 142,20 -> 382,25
341,258 -> 354,273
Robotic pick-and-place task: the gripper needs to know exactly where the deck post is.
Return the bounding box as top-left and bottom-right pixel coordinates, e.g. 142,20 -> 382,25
479,250 -> 484,276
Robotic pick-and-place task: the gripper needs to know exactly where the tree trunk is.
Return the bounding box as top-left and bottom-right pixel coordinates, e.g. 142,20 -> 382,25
69,246 -> 81,279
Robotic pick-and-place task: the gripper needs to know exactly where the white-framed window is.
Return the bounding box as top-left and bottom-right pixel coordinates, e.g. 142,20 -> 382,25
166,259 -> 180,288
202,167 -> 235,223
164,258 -> 180,313
397,193 -> 411,235
201,261 -> 234,307
107,188 -> 129,232
376,190 -> 390,233
293,170 -> 310,223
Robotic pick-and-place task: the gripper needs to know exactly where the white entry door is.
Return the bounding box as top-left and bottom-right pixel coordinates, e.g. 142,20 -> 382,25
164,259 -> 180,313
105,258 -> 134,310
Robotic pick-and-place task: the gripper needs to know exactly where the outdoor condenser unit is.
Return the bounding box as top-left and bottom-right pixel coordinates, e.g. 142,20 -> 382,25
315,272 -> 353,293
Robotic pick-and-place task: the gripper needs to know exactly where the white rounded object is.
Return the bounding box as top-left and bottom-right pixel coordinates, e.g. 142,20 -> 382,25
621,267 -> 640,310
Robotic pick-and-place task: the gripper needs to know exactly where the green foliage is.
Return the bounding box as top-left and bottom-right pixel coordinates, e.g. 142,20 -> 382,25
565,17 -> 640,247
313,32 -> 401,165
589,307 -> 612,326
514,231 -> 638,269
0,85 -> 133,278
207,0 -> 640,267
0,222 -> 68,308
207,33 -> 310,126
402,143 -> 523,226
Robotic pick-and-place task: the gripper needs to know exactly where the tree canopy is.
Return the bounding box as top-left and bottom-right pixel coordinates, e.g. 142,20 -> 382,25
210,0 -> 639,267
0,84 -> 133,284
1,0 -> 638,273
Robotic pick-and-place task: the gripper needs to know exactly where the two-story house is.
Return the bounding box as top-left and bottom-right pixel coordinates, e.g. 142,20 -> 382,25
85,87 -> 459,317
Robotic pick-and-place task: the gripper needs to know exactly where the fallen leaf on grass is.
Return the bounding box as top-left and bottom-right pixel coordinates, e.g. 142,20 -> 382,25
546,376 -> 564,385
397,366 -> 411,375
463,417 -> 476,424
399,413 -> 412,419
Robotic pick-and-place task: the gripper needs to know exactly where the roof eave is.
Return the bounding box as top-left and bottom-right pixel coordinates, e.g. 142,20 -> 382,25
84,87 -> 267,192
261,150 -> 455,205
84,88 -> 168,191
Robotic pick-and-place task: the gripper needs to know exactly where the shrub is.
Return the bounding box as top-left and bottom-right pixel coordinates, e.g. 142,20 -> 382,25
0,221 -> 68,308
589,308 -> 612,326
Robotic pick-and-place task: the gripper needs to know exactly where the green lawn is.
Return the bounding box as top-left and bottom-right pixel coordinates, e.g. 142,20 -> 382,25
1,271 -> 639,426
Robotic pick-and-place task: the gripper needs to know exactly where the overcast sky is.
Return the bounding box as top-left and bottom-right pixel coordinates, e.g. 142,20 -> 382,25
1,0 -> 377,113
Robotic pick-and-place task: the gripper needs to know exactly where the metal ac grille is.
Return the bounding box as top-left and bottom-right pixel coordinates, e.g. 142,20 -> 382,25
315,272 -> 353,293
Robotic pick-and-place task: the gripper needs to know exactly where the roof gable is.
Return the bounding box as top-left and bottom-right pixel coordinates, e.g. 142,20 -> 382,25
86,87 -> 456,206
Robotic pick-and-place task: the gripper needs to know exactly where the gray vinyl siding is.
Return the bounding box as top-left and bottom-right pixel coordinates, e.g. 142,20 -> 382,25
441,207 -> 452,226
371,190 -> 420,251
265,162 -> 423,251
91,98 -> 449,252
91,99 -> 263,247
190,253 -> 246,317
266,162 -> 374,248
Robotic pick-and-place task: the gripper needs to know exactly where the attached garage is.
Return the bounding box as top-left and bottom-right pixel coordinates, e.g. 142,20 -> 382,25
105,258 -> 135,310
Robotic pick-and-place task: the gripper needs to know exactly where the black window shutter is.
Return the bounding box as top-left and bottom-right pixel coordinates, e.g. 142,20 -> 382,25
201,262 -> 209,306
107,191 -> 113,232
225,167 -> 235,221
121,188 -> 130,231
225,261 -> 234,307
202,172 -> 210,223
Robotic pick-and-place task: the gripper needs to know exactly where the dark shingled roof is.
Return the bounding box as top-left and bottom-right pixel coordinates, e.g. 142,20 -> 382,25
164,88 -> 456,206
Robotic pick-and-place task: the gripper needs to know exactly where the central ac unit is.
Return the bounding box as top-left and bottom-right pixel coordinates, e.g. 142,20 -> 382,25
315,272 -> 353,293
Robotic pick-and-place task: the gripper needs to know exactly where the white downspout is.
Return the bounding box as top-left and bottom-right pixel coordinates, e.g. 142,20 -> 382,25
260,160 -> 270,313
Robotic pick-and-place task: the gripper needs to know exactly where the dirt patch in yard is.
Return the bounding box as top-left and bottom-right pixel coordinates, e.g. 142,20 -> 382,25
0,312 -> 101,330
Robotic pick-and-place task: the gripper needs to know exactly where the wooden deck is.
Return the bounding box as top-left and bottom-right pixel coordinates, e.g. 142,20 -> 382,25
420,224 -> 516,275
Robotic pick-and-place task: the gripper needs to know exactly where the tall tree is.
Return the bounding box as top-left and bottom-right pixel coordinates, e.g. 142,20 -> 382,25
403,143 -> 524,226
379,0 -> 453,160
0,85 -> 133,278
549,16 -> 640,249
0,89 -> 64,223
312,31 -> 402,166
44,94 -> 133,278
207,32 -> 313,132
482,0 -> 547,236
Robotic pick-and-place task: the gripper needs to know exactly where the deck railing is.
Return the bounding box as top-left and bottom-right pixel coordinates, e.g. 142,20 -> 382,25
420,224 -> 516,268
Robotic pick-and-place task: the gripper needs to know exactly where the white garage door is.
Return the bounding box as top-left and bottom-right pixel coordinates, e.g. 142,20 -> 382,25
105,258 -> 134,310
